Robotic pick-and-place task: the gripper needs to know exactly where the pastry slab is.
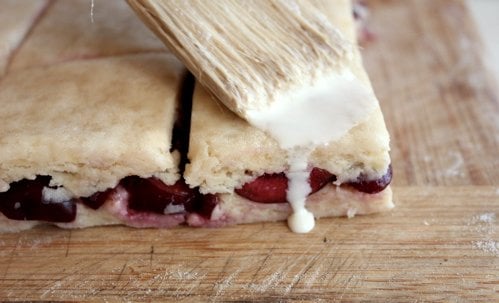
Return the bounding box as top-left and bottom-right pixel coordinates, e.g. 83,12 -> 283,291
0,0 -> 48,76
8,0 -> 166,71
0,53 -> 187,232
184,0 -> 393,229
0,0 -> 392,232
0,0 -> 190,232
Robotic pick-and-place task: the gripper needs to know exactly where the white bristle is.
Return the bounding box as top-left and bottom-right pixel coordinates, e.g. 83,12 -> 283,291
127,0 -> 354,118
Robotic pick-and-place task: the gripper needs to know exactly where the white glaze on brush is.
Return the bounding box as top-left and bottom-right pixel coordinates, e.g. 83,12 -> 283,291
247,70 -> 377,148
247,71 -> 378,233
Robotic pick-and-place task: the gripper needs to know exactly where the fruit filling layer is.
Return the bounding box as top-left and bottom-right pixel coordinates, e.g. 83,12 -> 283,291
235,168 -> 336,203
0,165 -> 391,224
0,176 -> 198,223
0,176 -> 76,223
236,165 -> 392,203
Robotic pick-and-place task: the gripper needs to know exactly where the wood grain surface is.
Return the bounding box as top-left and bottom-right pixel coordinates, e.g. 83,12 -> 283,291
0,0 -> 498,301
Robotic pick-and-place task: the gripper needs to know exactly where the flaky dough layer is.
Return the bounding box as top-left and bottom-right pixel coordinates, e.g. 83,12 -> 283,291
0,53 -> 185,197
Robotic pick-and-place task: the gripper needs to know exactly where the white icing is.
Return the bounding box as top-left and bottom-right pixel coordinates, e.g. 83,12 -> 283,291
42,186 -> 73,203
287,209 -> 315,233
247,70 -> 377,233
285,147 -> 314,233
164,203 -> 185,214
247,70 -> 377,148
346,207 -> 357,218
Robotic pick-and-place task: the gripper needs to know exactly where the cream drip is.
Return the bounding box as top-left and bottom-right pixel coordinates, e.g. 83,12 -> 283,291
286,148 -> 314,233
247,70 -> 377,233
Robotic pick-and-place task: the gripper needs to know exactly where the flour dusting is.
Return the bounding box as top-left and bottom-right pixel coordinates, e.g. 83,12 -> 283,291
213,269 -> 241,300
476,213 -> 496,224
473,240 -> 499,256
442,151 -> 465,178
246,271 -> 285,293
467,212 -> 498,257
468,212 -> 496,228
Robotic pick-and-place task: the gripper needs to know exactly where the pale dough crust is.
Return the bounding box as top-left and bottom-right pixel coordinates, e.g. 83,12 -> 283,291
0,0 -> 187,231
9,0 -> 166,71
185,84 -> 390,194
0,0 -> 48,76
187,185 -> 393,227
0,53 -> 185,197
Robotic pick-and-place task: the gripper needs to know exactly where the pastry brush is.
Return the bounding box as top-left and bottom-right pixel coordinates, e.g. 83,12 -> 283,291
126,0 -> 356,122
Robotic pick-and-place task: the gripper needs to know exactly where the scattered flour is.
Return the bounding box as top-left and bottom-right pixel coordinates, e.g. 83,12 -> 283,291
442,151 -> 465,178
246,271 -> 285,293
468,212 -> 498,256
476,213 -> 496,224
468,212 -> 496,227
212,269 -> 241,301
472,240 -> 499,256
346,208 -> 357,219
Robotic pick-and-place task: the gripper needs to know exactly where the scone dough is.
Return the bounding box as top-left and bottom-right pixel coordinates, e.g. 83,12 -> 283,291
0,53 -> 185,197
9,0 -> 166,71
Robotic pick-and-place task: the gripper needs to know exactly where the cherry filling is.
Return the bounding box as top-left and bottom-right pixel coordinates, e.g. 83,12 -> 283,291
235,168 -> 336,203
120,176 -> 197,215
236,166 -> 392,204
0,176 -> 76,222
0,175 -> 200,223
184,193 -> 219,219
81,188 -> 114,210
0,165 -> 392,223
347,165 -> 392,194
82,176 -> 215,219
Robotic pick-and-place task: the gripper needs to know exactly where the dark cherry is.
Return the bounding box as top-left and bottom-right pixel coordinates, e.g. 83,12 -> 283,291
184,193 -> 219,219
235,168 -> 336,203
309,168 -> 336,192
348,165 -> 392,194
235,172 -> 288,203
0,176 -> 76,222
80,188 -> 115,210
120,176 -> 197,214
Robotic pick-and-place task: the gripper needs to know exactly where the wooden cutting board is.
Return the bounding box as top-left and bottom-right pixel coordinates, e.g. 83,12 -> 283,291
0,0 -> 498,301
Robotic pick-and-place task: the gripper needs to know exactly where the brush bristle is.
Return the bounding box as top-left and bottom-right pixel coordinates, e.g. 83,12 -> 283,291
128,0 -> 354,117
